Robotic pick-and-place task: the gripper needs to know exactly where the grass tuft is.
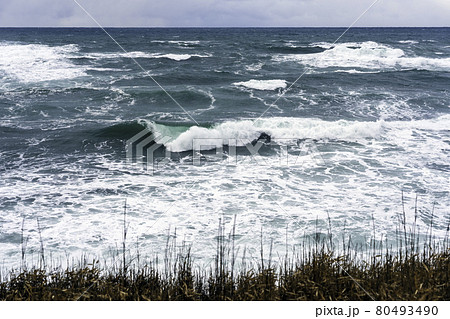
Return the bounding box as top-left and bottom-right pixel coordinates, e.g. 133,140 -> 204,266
0,219 -> 448,301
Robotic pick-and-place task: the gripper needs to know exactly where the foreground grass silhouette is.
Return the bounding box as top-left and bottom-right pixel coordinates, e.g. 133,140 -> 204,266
2,207 -> 449,301
1,236 -> 448,300
1,250 -> 448,301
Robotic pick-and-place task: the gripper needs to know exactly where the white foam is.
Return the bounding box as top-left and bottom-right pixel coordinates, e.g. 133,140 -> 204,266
245,62 -> 264,71
162,115 -> 450,153
388,114 -> 450,131
0,43 -> 86,83
309,42 -> 335,49
164,117 -> 384,152
155,53 -> 195,61
233,79 -> 287,91
151,40 -> 201,45
84,51 -> 209,61
275,41 -> 450,72
1,115 -> 449,269
398,40 -> 419,44
334,69 -> 380,74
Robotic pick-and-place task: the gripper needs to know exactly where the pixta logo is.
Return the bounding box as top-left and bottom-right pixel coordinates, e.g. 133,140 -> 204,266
125,127 -> 172,167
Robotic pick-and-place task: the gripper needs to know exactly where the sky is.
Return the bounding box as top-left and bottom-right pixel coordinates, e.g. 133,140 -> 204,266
0,0 -> 449,27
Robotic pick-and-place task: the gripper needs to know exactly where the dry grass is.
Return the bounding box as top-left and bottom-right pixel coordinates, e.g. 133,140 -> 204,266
1,220 -> 448,301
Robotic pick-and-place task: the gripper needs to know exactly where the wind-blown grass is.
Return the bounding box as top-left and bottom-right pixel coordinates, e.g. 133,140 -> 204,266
0,216 -> 448,301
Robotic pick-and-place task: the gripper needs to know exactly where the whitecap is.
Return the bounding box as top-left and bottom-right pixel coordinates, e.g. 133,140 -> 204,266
245,62 -> 264,71
0,43 -> 86,83
334,69 -> 381,74
274,41 -> 450,72
163,117 -> 384,152
398,40 -> 419,44
151,40 -> 201,45
233,79 -> 287,91
82,51 -> 209,61
163,114 -> 450,153
155,53 -> 195,61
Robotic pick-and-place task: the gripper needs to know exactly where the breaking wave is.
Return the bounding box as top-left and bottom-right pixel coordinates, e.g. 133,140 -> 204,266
233,79 -> 287,90
0,43 -> 87,83
274,41 -> 450,72
162,117 -> 385,152
96,114 -> 450,153
79,51 -> 210,61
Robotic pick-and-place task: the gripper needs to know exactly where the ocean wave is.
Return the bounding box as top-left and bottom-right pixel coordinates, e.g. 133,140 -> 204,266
245,62 -> 264,71
234,79 -> 287,90
151,40 -> 202,46
398,40 -> 419,44
268,45 -> 327,54
0,43 -> 86,83
333,69 -> 381,74
80,51 -> 209,61
143,115 -> 450,153
387,114 -> 450,131
161,118 -> 384,152
155,53 -> 205,61
91,117 -> 385,153
94,121 -> 148,139
275,41 -> 450,72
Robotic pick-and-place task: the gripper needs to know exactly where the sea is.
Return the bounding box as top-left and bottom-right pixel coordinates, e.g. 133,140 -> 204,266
0,28 -> 449,269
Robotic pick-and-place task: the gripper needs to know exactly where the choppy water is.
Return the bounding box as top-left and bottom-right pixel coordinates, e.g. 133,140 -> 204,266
0,28 -> 449,269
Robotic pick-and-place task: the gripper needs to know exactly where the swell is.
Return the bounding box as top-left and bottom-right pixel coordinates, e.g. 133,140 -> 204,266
93,121 -> 150,139
267,45 -> 327,54
4,114 -> 449,156
88,117 -> 384,153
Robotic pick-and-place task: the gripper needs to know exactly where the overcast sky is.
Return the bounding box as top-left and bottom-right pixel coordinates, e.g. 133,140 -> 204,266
0,0 -> 449,27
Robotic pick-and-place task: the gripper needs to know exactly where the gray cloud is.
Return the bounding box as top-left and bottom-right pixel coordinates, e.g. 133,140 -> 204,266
0,0 -> 448,27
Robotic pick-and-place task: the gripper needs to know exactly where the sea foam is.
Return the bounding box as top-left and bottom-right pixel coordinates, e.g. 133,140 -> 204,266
157,115 -> 450,153
0,43 -> 86,83
82,51 -> 209,61
162,117 -> 384,152
233,79 -> 287,90
275,41 -> 450,72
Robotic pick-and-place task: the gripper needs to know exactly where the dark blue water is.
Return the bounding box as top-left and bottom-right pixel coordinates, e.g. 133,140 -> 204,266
0,28 -> 449,268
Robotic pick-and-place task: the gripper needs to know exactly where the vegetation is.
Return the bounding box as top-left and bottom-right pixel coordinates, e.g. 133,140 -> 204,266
0,216 -> 448,301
